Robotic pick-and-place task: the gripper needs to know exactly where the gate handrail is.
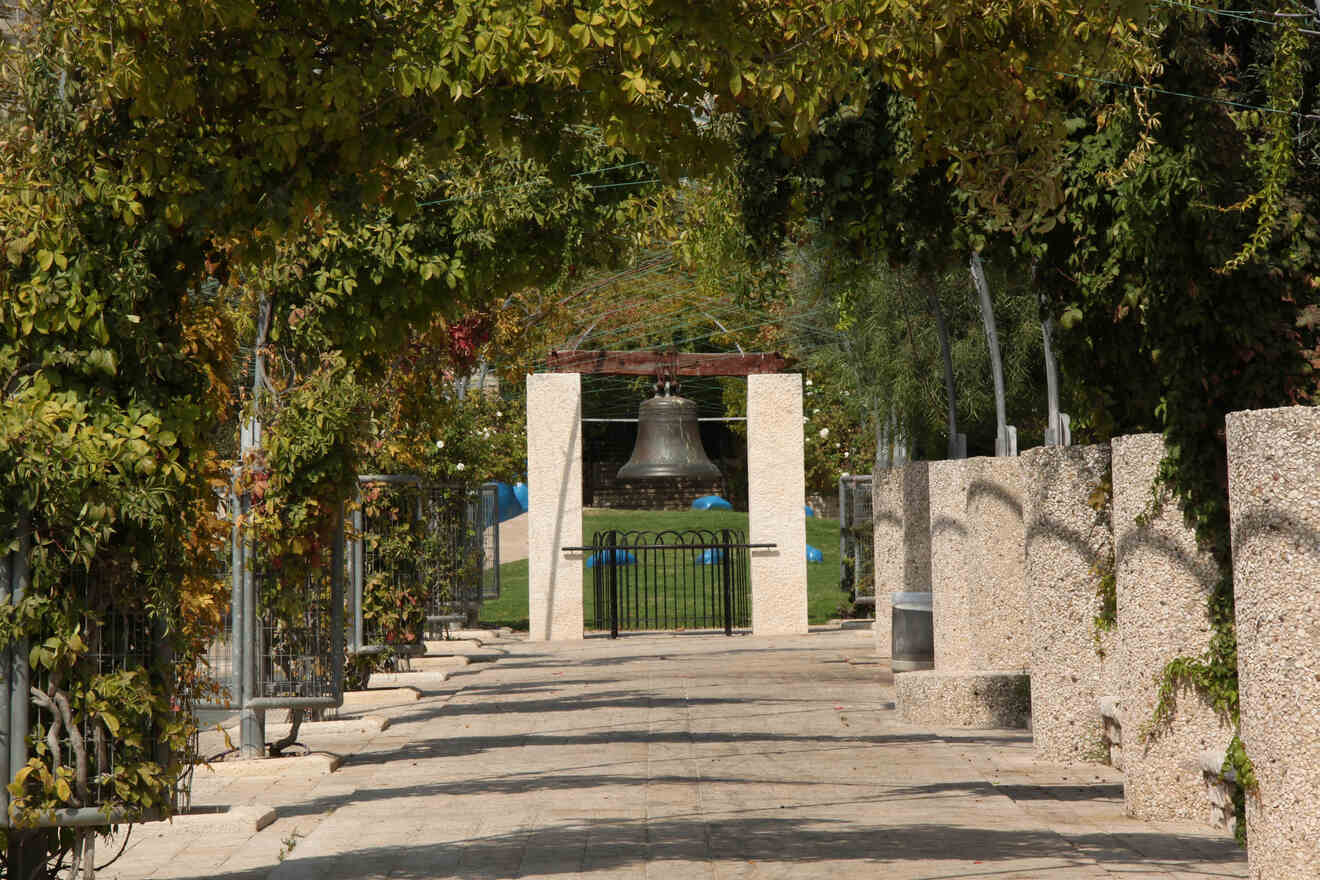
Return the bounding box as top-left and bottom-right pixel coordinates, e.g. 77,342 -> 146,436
562,542 -> 776,551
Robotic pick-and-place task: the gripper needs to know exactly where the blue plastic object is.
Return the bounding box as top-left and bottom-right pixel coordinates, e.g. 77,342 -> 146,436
804,505 -> 816,518
586,549 -> 637,568
691,495 -> 733,511
512,481 -> 529,513
492,481 -> 522,523
695,548 -> 726,565
806,544 -> 824,563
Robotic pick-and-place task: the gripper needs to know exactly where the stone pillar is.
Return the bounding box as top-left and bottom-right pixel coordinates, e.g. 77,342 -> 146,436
1111,433 -> 1230,821
963,457 -> 1029,670
1022,444 -> 1113,763
871,462 -> 931,657
896,457 -> 1030,729
1225,406 -> 1320,879
747,373 -> 808,636
928,460 -> 970,669
526,373 -> 583,641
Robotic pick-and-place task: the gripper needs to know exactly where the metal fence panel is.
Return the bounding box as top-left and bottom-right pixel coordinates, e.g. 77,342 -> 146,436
839,475 -> 874,604
588,529 -> 751,636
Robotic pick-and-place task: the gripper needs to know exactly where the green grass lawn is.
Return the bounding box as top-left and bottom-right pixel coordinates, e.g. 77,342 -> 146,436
478,508 -> 846,631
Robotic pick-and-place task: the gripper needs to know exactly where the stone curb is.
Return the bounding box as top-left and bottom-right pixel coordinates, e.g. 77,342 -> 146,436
194,751 -> 343,779
168,803 -> 278,832
339,687 -> 421,710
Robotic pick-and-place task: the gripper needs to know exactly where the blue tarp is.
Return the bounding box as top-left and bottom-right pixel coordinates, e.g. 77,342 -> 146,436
512,481 -> 529,512
586,549 -> 637,568
806,544 -> 824,563
804,505 -> 816,517
492,481 -> 523,522
691,495 -> 733,511
695,548 -> 726,565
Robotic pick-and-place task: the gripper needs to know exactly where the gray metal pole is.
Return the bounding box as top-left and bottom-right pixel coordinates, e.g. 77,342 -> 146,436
1040,311 -> 1070,446
970,252 -> 1016,456
0,540 -> 12,820
351,506 -> 364,654
9,512 -> 30,783
229,484 -> 244,717
838,477 -> 848,596
239,508 -> 263,757
331,502 -> 345,706
924,281 -> 966,459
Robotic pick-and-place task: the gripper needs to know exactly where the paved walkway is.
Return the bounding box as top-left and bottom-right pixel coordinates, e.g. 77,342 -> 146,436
105,627 -> 1245,879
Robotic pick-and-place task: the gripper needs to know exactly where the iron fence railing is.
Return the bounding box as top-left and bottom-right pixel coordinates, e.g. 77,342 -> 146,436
567,530 -> 771,637
839,475 -> 874,606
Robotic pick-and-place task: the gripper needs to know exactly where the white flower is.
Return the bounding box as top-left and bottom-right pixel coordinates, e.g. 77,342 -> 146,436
805,379 -> 813,387
435,440 -> 445,449
818,427 -> 829,439
843,452 -> 850,459
813,408 -> 820,415
455,462 -> 466,472
495,410 -> 502,418
802,416 -> 808,423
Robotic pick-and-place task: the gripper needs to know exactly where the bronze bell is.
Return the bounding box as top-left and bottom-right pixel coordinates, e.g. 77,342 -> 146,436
617,390 -> 721,480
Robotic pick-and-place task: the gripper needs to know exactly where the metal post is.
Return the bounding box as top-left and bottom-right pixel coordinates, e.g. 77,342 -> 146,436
925,279 -> 967,459
1040,310 -> 1071,446
351,505 -> 364,654
9,512 -> 30,786
721,529 -> 734,637
229,484 -> 244,716
331,502 -> 345,705
0,537 -> 12,822
970,252 -> 1017,456
7,514 -> 38,873
607,532 -> 619,640
239,505 -> 264,758
838,478 -> 849,599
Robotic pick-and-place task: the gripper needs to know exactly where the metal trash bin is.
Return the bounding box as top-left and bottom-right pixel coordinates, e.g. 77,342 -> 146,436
891,591 -> 934,672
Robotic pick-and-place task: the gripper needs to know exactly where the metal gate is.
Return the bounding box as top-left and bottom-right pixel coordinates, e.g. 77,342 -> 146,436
351,477 -> 493,651
839,475 -> 874,607
584,529 -> 758,637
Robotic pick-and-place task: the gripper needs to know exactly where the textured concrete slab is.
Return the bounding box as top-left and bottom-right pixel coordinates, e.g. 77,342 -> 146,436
1023,443 -> 1114,764
896,669 -> 1032,729
871,462 -> 931,658
1112,433 -> 1232,822
1226,406 -> 1320,879
928,459 -> 970,669
112,629 -> 1245,880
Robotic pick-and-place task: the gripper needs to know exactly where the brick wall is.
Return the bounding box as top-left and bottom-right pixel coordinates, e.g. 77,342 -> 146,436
584,460 -> 736,511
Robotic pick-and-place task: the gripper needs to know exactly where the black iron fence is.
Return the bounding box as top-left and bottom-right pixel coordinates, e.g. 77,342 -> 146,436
839,475 -> 874,607
575,529 -> 770,637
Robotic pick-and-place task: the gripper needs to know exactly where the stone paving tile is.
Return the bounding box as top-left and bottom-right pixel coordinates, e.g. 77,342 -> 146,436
102,628 -> 1246,879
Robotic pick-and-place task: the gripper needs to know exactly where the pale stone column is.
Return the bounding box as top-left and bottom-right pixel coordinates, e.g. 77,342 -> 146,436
963,457 -> 1029,671
1112,433 -> 1230,820
747,373 -> 808,636
1022,444 -> 1113,763
927,460 -> 970,668
871,462 -> 931,657
898,456 -> 1030,729
1226,406 -> 1320,879
526,373 -> 583,641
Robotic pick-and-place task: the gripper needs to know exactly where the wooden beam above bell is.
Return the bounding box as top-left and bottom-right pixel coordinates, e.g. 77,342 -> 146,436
546,350 -> 790,377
